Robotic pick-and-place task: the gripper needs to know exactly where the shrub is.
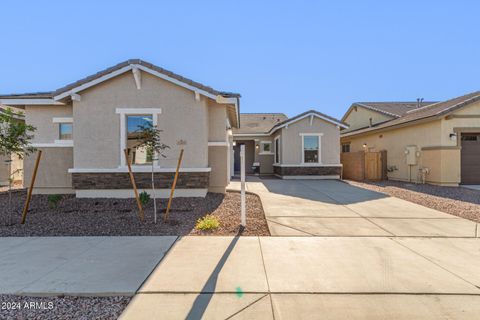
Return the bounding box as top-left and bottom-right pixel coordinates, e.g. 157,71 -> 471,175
139,191 -> 151,206
47,194 -> 62,209
195,214 -> 220,231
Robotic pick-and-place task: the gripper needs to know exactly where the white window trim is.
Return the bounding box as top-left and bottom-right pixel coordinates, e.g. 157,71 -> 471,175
32,141 -> 74,148
300,133 -> 323,164
259,141 -> 273,155
116,108 -> 162,167
52,117 -> 73,123
274,136 -> 281,164
68,167 -> 211,173
208,141 -> 229,147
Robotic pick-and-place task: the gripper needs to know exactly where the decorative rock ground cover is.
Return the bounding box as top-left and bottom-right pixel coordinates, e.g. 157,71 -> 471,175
0,191 -> 269,236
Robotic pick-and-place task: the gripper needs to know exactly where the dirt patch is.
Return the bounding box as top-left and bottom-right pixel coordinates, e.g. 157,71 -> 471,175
346,180 -> 480,223
0,295 -> 130,320
0,191 -> 269,236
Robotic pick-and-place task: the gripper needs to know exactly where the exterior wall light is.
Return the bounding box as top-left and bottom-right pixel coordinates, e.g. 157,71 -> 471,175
449,133 -> 457,141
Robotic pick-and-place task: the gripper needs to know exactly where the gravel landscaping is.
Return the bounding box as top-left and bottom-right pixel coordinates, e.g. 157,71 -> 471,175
0,191 -> 269,236
0,295 -> 130,320
346,180 -> 480,223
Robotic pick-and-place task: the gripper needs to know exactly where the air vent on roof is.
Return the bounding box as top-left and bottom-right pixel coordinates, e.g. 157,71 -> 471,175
416,98 -> 424,108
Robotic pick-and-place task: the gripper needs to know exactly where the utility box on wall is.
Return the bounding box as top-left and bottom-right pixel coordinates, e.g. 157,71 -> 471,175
405,145 -> 418,165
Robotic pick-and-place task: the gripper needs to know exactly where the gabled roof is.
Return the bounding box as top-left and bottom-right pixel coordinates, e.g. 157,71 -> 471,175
232,113 -> 288,135
270,110 -> 348,134
52,59 -> 240,99
351,101 -> 437,119
342,90 -> 480,137
0,59 -> 240,100
0,59 -> 241,126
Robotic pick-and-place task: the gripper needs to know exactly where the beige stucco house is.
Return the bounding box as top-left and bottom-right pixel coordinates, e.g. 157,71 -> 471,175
232,110 -> 348,178
0,59 -> 240,197
340,91 -> 480,186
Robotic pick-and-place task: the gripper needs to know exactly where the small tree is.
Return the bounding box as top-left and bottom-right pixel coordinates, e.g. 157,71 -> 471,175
0,108 -> 36,225
136,122 -> 169,223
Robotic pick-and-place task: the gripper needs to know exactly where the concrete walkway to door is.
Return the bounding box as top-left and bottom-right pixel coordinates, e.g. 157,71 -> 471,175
228,177 -> 479,237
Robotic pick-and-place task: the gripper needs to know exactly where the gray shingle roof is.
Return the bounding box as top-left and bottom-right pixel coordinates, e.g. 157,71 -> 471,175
270,110 -> 348,133
354,101 -> 437,118
342,90 -> 480,137
0,59 -> 240,99
233,113 -> 288,134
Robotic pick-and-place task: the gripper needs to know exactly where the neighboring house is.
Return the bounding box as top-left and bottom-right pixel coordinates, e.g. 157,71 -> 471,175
0,106 -> 24,186
232,110 -> 348,179
341,90 -> 480,186
0,59 -> 240,197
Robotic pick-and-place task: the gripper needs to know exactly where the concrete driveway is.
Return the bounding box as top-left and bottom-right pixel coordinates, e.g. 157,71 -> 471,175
230,178 -> 479,237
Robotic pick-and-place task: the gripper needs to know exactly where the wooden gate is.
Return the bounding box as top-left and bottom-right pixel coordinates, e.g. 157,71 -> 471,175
341,150 -> 386,181
365,152 -> 382,180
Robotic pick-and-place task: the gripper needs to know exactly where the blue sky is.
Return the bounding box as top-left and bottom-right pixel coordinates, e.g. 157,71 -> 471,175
1,0 -> 479,119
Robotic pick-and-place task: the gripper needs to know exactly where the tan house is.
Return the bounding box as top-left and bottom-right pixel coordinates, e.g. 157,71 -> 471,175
340,91 -> 480,186
0,59 -> 240,197
233,110 -> 348,178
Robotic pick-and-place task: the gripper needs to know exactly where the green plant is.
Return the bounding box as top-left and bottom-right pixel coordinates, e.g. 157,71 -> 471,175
139,191 -> 151,206
195,214 -> 220,231
47,194 -> 62,209
0,107 -> 36,225
136,122 -> 170,224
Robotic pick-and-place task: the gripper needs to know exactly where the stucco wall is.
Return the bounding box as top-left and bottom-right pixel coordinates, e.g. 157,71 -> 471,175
279,116 -> 341,165
341,101 -> 480,186
23,147 -> 74,193
72,71 -> 210,169
342,103 -> 480,185
25,105 -> 73,143
342,120 -> 443,183
208,146 -> 228,193
343,106 -> 393,132
208,102 -> 228,142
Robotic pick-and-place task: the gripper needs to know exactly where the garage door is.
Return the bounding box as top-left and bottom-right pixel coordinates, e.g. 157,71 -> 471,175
461,133 -> 480,184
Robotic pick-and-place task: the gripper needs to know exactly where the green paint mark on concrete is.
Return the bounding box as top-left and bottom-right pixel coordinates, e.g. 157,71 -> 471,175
235,287 -> 244,298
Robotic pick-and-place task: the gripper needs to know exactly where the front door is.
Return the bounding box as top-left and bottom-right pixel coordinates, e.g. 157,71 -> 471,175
233,144 -> 242,172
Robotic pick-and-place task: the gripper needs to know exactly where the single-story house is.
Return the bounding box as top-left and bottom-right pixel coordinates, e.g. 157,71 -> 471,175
0,59 -> 348,197
232,110 -> 348,179
0,59 -> 240,197
340,90 -> 480,186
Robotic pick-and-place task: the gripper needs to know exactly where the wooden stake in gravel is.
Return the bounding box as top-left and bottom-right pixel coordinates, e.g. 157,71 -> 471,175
124,149 -> 144,222
164,148 -> 184,222
21,150 -> 42,224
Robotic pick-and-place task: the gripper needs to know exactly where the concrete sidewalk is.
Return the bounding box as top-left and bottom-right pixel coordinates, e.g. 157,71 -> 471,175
0,236 -> 177,295
228,178 -> 479,237
120,236 -> 480,319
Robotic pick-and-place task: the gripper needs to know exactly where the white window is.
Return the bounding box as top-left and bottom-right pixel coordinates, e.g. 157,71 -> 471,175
59,123 -> 73,140
259,141 -> 273,154
301,133 -> 322,164
126,115 -> 153,165
116,108 -> 162,167
274,136 -> 280,163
